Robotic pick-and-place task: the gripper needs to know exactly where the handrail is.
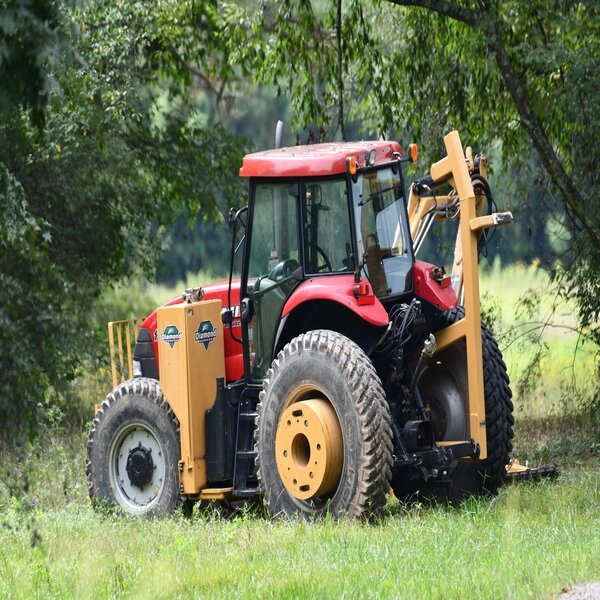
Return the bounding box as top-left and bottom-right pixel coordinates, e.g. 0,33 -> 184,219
107,318 -> 144,388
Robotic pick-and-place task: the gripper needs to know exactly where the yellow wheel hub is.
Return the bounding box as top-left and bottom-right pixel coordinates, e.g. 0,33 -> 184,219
275,396 -> 343,500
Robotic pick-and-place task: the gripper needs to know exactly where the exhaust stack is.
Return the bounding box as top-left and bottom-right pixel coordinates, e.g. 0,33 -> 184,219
275,120 -> 283,149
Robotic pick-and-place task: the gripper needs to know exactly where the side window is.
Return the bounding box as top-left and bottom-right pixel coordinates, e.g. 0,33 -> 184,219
361,169 -> 407,259
248,183 -> 299,280
303,179 -> 354,274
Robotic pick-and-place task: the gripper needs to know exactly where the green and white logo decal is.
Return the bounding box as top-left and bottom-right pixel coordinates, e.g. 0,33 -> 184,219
195,320 -> 217,349
161,325 -> 182,348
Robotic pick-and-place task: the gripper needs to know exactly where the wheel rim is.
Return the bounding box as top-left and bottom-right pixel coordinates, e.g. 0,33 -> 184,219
418,361 -> 467,441
275,385 -> 343,501
108,422 -> 166,513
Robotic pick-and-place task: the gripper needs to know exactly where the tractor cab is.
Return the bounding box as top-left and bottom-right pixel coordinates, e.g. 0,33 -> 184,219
233,141 -> 416,382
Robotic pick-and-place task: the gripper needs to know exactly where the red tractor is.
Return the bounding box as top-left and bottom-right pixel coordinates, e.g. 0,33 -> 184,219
87,130 -> 514,518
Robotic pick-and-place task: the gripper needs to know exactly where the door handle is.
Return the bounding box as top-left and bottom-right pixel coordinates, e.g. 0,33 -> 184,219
240,297 -> 254,323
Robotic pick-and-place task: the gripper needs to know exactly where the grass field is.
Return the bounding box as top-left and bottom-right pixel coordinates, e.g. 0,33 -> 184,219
0,418 -> 598,599
479,262 -> 597,418
0,263 -> 598,599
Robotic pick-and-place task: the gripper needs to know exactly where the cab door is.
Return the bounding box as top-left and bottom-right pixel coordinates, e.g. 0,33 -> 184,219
240,180 -> 301,383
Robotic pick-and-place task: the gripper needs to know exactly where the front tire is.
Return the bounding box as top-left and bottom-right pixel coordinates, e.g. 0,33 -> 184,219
87,378 -> 181,517
256,330 -> 393,519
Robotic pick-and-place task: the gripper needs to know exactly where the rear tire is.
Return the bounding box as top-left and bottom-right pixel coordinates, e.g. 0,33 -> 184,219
256,330 -> 393,519
392,307 -> 514,499
87,378 -> 181,517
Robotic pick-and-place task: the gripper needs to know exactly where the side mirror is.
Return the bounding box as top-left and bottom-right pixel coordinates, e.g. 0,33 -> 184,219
228,207 -> 237,229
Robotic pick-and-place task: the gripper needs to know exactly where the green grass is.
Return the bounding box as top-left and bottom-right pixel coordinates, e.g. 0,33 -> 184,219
0,474 -> 598,599
0,418 -> 598,599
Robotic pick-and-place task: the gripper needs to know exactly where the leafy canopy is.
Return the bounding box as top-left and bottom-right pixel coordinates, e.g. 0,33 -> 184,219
0,0 -> 247,427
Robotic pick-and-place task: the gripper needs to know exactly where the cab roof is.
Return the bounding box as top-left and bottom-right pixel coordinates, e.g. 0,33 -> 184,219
239,140 -> 403,178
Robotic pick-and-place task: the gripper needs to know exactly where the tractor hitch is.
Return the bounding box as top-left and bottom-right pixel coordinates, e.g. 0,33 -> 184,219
393,438 -> 479,481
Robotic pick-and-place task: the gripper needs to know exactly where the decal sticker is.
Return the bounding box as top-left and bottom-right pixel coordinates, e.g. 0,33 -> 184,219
195,320 -> 217,349
161,325 -> 182,348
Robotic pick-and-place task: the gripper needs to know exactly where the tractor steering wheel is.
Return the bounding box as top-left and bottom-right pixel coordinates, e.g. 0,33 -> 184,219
312,244 -> 333,273
268,258 -> 299,282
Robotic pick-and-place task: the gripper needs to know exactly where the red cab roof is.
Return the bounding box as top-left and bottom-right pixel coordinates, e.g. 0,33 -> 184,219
239,140 -> 403,178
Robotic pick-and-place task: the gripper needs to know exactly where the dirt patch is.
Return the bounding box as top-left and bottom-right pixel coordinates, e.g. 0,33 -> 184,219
560,582 -> 600,599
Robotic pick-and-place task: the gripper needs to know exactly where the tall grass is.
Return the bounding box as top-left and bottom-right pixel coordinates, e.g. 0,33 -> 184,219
480,261 -> 598,418
0,452 -> 598,598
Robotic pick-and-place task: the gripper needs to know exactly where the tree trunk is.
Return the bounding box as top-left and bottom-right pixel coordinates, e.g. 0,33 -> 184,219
385,0 -> 600,251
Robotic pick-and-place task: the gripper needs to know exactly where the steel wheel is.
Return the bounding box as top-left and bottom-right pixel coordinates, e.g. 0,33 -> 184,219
275,384 -> 343,502
108,422 -> 167,514
256,330 -> 392,519
87,378 -> 182,517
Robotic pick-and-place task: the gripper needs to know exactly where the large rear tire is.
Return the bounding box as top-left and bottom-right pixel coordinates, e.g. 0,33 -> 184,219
256,330 -> 393,519
87,378 -> 182,517
392,307 -> 514,499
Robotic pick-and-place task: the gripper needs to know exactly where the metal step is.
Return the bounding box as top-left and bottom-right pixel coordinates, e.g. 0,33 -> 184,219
236,449 -> 257,459
234,487 -> 260,497
239,411 -> 258,420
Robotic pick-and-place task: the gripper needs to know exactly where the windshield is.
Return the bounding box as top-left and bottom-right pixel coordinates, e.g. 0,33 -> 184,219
352,167 -> 413,298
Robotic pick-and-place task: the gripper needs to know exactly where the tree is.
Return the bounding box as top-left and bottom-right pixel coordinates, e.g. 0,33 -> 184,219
0,0 -> 247,427
0,0 -> 71,126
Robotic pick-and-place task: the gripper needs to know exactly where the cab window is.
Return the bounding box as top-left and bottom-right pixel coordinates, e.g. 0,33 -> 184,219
303,179 -> 355,274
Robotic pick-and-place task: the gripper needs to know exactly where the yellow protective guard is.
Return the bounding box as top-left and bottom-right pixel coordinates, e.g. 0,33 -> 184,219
157,299 -> 225,494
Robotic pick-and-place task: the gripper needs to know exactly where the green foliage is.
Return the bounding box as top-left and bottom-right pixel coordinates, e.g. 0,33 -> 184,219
226,0 -> 600,346
0,0 -> 248,428
0,0 -> 71,126
1,0 -> 598,429
0,164 -> 85,427
479,263 -> 598,419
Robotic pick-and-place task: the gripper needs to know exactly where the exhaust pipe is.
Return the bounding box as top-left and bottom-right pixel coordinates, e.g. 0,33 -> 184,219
275,120 -> 283,149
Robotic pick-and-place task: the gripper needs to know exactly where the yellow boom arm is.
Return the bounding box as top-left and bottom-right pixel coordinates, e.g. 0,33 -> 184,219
407,131 -> 512,459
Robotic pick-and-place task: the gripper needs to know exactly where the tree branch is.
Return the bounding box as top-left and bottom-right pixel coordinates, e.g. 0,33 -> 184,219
384,0 -> 600,251
480,11 -> 600,251
336,0 -> 347,141
385,0 -> 478,25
